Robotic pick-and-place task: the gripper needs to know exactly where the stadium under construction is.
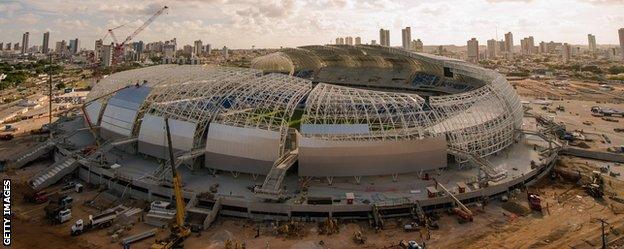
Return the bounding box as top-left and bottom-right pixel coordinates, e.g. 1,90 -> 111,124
13,45 -> 562,223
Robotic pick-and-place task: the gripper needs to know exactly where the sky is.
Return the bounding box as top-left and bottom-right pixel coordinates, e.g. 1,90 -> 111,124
0,0 -> 623,50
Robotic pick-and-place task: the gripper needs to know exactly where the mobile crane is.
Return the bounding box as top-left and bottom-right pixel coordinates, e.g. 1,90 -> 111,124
150,117 -> 191,249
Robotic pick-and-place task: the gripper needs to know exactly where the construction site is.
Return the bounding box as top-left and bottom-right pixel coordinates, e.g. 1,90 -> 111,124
2,7 -> 624,249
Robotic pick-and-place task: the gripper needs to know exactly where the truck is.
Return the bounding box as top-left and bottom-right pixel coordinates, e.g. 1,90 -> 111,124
23,190 -> 49,204
45,203 -> 72,224
71,212 -> 116,236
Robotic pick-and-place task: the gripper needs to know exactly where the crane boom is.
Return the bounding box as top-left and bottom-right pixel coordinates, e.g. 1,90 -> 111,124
122,6 -> 168,46
164,117 -> 186,228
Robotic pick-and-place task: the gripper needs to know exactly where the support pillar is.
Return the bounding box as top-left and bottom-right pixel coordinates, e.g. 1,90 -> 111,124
326,176 -> 333,186
354,176 -> 361,185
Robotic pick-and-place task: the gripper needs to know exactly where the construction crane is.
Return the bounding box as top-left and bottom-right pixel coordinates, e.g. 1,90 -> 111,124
109,6 -> 169,71
433,178 -> 473,223
150,117 -> 191,249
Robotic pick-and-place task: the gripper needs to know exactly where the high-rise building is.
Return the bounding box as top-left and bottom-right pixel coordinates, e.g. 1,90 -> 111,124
55,40 -> 66,54
21,32 -> 29,54
345,36 -> 353,45
335,38 -> 340,45
467,38 -> 479,63
183,45 -> 193,54
371,40 -> 377,45
101,44 -> 113,67
401,27 -> 411,50
193,40 -> 203,56
69,38 -> 79,54
6,43 -> 11,51
94,39 -> 103,61
205,44 -> 212,55
14,43 -> 19,51
539,41 -> 546,54
379,29 -> 390,46
132,41 -> 144,60
587,34 -> 596,52
562,43 -> 572,63
354,37 -> 361,45
619,28 -> 624,60
413,39 -> 423,52
487,39 -> 498,59
504,32 -> 513,57
520,36 -> 535,55
42,32 -> 50,54
0,42 -> 3,51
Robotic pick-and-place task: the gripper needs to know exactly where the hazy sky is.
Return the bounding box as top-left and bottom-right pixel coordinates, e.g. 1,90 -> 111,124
1,0 -> 623,50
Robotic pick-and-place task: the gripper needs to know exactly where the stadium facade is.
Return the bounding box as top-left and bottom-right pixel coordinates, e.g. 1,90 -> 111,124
84,45 -> 522,179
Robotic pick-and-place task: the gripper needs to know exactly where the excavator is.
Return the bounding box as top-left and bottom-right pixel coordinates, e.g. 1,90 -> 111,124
150,117 -> 191,249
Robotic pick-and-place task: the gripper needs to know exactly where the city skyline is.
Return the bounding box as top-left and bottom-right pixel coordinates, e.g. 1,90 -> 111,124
1,0 -> 624,50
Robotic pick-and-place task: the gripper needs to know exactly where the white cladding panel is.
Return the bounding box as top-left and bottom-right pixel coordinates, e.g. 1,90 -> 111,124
298,134 -> 447,177
100,104 -> 136,137
301,124 -> 369,135
138,114 -> 196,159
100,86 -> 151,139
84,101 -> 102,125
206,123 -> 280,162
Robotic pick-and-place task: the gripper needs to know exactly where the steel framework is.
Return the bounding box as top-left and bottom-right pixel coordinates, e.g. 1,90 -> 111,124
300,83 -> 434,141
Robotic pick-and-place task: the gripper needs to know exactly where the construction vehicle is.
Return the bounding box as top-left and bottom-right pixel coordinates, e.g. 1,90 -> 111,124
527,192 -> 542,212
71,212 -> 116,235
45,203 -> 72,224
434,178 -> 473,223
452,207 -> 473,223
23,190 -> 49,204
150,117 -> 191,249
585,171 -> 605,198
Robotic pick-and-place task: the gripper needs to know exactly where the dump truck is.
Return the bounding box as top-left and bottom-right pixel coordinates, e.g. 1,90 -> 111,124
71,212 -> 116,235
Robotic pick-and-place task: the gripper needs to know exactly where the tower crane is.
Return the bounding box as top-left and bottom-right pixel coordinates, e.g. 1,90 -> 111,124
108,6 -> 169,72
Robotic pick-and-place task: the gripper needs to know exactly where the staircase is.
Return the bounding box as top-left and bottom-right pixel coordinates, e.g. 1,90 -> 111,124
11,140 -> 56,169
30,156 -> 79,190
254,149 -> 298,200
28,137 -> 137,191
447,147 -> 507,182
150,148 -> 206,183
184,196 -> 221,231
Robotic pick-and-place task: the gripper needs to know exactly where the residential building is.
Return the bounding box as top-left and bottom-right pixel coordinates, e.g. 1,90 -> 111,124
401,27 -> 411,50
587,34 -> 596,52
42,32 -> 50,54
467,38 -> 479,63
21,32 -> 29,54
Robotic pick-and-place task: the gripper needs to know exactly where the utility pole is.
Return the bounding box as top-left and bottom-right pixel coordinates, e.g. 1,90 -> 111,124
48,53 -> 53,139
597,218 -> 608,249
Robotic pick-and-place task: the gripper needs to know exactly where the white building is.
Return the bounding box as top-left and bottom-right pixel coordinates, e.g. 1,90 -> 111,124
467,38 -> 479,63
401,27 -> 411,50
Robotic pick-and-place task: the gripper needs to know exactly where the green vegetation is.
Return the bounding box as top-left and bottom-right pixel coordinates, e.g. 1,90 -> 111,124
0,61 -> 63,90
608,65 -> 624,75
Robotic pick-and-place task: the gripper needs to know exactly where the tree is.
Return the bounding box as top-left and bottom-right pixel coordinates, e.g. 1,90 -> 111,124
55,82 -> 66,90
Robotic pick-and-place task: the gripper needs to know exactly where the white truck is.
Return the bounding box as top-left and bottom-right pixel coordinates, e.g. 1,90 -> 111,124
56,209 -> 72,224
70,212 -> 116,236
